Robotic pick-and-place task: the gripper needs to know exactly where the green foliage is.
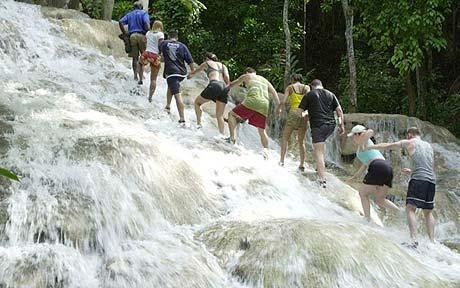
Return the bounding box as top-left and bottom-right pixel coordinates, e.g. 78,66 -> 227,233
338,51 -> 405,113
112,0 -> 132,21
80,0 -> 102,19
0,167 -> 19,181
152,0 -> 206,44
259,54 -> 307,91
356,0 -> 452,75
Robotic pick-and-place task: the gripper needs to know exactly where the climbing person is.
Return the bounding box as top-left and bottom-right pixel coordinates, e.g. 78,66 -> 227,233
279,74 -> 310,171
367,127 -> 436,247
138,20 -> 164,102
296,79 -> 344,187
226,67 -> 281,159
159,30 -> 195,125
188,52 -> 230,135
118,1 -> 150,83
347,125 -> 400,222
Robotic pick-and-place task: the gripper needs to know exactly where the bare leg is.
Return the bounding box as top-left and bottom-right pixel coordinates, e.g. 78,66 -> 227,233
138,58 -> 144,83
297,126 -> 307,168
227,111 -> 238,142
406,204 -> 418,242
423,209 -> 435,242
215,101 -> 226,135
194,95 -> 209,126
166,88 -> 173,109
132,56 -> 139,80
375,185 -> 400,212
174,93 -> 185,122
257,128 -> 269,149
312,142 -> 326,181
280,125 -> 295,165
148,65 -> 159,100
359,184 -> 375,221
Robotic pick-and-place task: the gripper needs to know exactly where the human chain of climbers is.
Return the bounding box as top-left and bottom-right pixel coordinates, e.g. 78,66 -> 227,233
119,1 -> 438,248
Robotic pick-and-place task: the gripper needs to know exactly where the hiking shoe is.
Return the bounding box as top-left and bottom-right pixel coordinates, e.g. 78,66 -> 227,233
196,124 -> 202,129
278,162 -> 284,167
148,95 -> 152,103
138,80 -> 143,85
164,107 -> 171,114
224,137 -> 236,144
298,166 -> 305,172
318,180 -> 327,188
178,120 -> 186,127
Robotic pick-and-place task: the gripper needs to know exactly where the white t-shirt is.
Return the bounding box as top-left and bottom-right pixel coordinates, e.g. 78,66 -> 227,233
145,31 -> 164,54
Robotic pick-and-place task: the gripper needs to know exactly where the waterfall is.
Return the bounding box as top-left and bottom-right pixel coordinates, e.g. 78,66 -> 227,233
0,1 -> 459,287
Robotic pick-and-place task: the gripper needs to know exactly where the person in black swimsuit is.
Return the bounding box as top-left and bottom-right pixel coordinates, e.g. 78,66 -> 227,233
188,53 -> 230,135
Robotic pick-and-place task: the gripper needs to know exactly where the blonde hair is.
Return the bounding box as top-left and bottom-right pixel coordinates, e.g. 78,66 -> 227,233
152,21 -> 163,32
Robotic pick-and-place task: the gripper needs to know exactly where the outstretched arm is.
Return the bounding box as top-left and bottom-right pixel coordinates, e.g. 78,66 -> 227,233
222,65 -> 231,85
335,105 -> 345,135
188,61 -> 207,79
228,74 -> 248,88
348,164 -> 367,181
368,140 -> 410,151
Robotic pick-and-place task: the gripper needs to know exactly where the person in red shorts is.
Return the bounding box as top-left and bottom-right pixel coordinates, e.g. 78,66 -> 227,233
138,20 -> 164,102
226,67 -> 281,159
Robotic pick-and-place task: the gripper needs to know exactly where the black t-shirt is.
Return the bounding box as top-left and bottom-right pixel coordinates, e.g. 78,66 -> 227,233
298,88 -> 339,128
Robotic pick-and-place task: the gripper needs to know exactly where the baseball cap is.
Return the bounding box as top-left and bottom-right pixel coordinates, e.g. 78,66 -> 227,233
347,125 -> 366,137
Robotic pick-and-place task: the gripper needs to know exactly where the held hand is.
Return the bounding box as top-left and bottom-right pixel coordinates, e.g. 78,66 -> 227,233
187,73 -> 192,79
402,168 -> 412,175
338,124 -> 345,135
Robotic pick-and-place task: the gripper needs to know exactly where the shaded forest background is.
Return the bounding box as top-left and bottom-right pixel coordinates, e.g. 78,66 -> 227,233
79,0 -> 459,136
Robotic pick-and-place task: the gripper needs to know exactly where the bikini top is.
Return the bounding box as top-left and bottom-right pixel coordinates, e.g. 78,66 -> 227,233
289,84 -> 305,110
205,61 -> 223,77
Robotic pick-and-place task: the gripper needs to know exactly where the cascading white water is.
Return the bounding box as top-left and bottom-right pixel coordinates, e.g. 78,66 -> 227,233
0,1 -> 459,287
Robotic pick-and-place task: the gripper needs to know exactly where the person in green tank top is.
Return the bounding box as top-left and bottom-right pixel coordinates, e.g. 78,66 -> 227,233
279,74 -> 310,170
226,67 -> 281,159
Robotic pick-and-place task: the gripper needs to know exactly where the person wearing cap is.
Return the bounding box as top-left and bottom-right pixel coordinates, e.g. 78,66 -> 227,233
365,127 -> 436,247
295,79 -> 344,187
159,31 -> 195,125
347,125 -> 400,222
188,52 -> 230,135
119,1 -> 150,83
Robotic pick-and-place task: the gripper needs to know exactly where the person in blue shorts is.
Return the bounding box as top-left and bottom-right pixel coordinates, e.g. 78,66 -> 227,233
159,31 -> 195,125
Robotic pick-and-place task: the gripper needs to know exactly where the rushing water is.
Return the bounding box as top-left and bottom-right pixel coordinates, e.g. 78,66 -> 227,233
0,1 -> 459,287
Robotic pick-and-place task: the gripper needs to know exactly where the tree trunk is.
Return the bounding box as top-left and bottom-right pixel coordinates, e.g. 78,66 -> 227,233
341,0 -> 357,112
406,73 -> 416,116
102,0 -> 114,20
283,0 -> 291,89
141,0 -> 149,12
67,0 -> 79,10
303,0 -> 307,71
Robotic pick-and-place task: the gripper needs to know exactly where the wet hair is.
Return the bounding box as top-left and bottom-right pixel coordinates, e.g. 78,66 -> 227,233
168,30 -> 178,39
291,74 -> 303,83
243,67 -> 256,74
407,127 -> 421,136
152,20 -> 163,32
133,1 -> 143,9
310,79 -> 322,88
205,52 -> 218,62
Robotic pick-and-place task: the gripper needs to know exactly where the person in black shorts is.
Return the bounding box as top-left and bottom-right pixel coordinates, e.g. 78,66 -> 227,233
296,79 -> 345,187
188,53 -> 230,135
368,127 -> 436,246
